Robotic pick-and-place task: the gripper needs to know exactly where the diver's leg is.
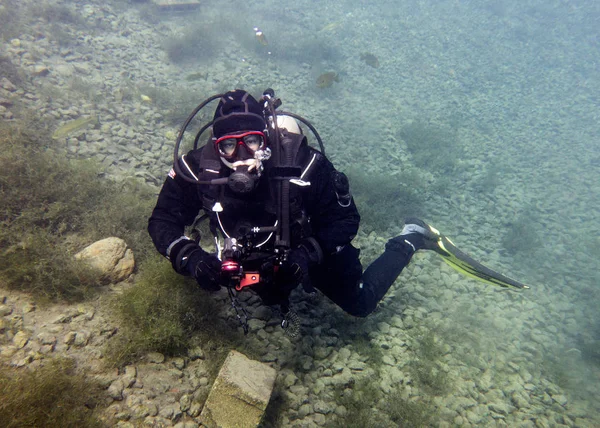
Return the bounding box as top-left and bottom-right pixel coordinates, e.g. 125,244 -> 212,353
310,219 -> 447,317
310,242 -> 412,317
352,218 -> 445,315
309,244 -> 371,316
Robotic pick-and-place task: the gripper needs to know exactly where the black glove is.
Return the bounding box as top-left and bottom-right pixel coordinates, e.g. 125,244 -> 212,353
280,238 -> 323,293
170,240 -> 221,291
186,248 -> 222,291
279,247 -> 311,293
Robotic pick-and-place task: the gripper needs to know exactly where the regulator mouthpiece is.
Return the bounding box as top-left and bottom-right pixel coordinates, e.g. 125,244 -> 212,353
228,165 -> 257,193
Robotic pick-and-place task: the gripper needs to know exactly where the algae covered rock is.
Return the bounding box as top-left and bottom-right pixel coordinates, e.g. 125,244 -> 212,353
200,350 -> 277,428
74,237 -> 135,283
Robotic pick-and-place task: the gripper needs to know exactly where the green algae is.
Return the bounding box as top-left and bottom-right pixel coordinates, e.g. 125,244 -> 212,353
0,123 -> 156,301
0,358 -> 105,427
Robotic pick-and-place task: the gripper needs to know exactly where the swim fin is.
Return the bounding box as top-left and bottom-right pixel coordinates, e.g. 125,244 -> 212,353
434,233 -> 529,290
401,219 -> 530,290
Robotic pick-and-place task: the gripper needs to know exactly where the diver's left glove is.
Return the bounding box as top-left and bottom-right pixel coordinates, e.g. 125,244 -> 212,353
170,240 -> 221,291
280,238 -> 323,293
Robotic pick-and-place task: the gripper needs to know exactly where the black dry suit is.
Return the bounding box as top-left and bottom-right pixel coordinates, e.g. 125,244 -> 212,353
148,132 -> 414,316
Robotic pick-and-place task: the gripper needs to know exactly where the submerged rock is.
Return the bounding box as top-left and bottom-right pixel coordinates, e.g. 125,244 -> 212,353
200,350 -> 276,428
74,237 -> 135,283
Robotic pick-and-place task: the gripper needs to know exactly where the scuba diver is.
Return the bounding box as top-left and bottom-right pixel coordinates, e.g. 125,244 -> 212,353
148,89 -> 528,334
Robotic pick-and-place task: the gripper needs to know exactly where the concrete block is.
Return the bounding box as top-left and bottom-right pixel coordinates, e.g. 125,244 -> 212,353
200,350 -> 277,428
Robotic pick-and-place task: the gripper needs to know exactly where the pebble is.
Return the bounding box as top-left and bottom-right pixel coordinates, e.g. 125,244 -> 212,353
179,394 -> 191,412
377,322 -> 390,334
173,422 -> 198,428
74,330 -> 91,346
13,331 -> 29,349
108,379 -> 125,400
171,357 -> 186,370
188,346 -> 205,360
53,313 -> 73,324
0,77 -> 17,92
488,401 -> 511,415
187,401 -> 202,417
146,352 -> 165,364
32,65 -> 50,76
22,302 -> 35,313
552,394 -> 568,406
297,403 -> 312,418
63,331 -> 76,345
382,355 -> 395,366
37,333 -> 56,346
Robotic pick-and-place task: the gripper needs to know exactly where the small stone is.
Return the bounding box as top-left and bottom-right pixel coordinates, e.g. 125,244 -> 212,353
146,352 -> 165,363
63,331 -> 76,345
348,360 -> 366,371
108,379 -> 125,400
160,404 -> 183,421
37,333 -> 57,346
122,375 -> 136,388
171,357 -> 186,370
179,394 -> 191,412
188,401 -> 202,417
313,400 -> 333,414
313,346 -> 332,360
132,402 -> 158,418
74,330 -> 91,346
188,346 -> 205,360
39,344 -> 55,354
488,402 -> 510,415
173,422 -> 199,428
261,352 -> 277,363
32,65 -> 50,77
0,305 -> 13,316
377,322 -> 390,334
0,78 -> 17,92
382,355 -> 395,366
465,409 -> 482,424
283,373 -> 297,387
13,331 -> 30,349
298,403 -> 312,418
12,354 -> 34,367
53,313 -> 73,324
22,303 -> 35,313
73,62 -> 92,74
115,411 -> 131,421
552,394 -> 568,406
124,365 -> 137,378
158,404 -> 174,420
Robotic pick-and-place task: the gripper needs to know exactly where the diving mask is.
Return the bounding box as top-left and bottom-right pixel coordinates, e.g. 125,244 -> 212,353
214,131 -> 266,159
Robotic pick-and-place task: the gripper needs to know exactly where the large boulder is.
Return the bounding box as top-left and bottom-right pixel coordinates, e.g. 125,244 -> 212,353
200,350 -> 277,428
74,237 -> 135,283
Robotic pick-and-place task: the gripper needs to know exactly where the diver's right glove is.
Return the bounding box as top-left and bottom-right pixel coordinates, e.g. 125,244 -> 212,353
170,240 -> 221,291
